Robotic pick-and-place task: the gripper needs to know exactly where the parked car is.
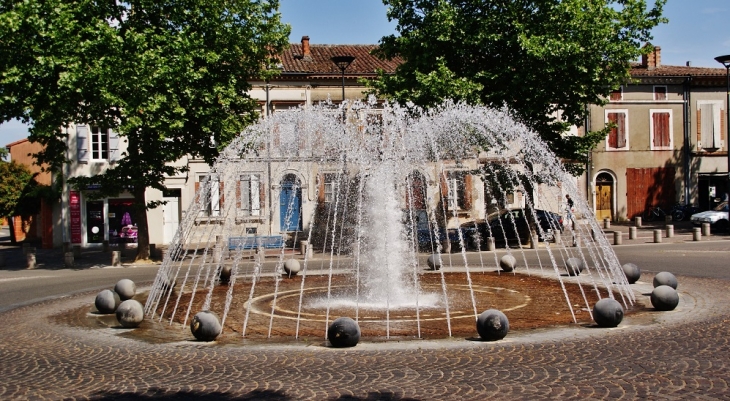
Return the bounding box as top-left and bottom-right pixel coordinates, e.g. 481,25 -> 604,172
466,208 -> 564,247
690,202 -> 729,233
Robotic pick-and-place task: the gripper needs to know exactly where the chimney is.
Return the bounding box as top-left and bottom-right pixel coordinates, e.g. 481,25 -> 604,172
641,44 -> 661,70
301,36 -> 311,60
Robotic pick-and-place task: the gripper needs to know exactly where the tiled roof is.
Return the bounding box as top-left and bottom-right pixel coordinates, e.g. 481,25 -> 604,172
279,43 -> 401,77
630,63 -> 726,77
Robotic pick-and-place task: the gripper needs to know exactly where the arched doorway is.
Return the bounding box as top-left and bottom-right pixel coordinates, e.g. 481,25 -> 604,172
280,174 -> 302,231
595,172 -> 614,220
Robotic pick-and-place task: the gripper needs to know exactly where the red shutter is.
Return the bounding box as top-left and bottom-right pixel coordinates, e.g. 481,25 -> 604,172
463,174 -> 473,210
607,113 -> 618,148
236,179 -> 241,209
259,179 -> 266,208
219,182 -> 225,209
653,112 -> 670,147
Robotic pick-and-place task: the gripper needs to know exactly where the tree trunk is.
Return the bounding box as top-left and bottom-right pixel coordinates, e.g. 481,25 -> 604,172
7,216 -> 17,245
133,186 -> 150,261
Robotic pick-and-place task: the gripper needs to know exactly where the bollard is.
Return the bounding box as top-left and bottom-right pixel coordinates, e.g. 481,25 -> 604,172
653,229 -> 663,243
629,226 -> 637,240
64,252 -> 74,268
530,234 -> 538,249
26,250 -> 36,269
553,231 -> 561,245
486,237 -> 495,251
111,251 -> 122,267
603,218 -> 611,229
572,234 -> 580,247
72,244 -> 81,258
693,227 -> 702,241
634,216 -> 642,228
300,240 -> 309,256
613,231 -> 623,245
701,222 -> 711,237
102,240 -> 110,253
666,225 -> 674,238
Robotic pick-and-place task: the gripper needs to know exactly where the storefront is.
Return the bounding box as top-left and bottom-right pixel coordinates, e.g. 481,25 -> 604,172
68,191 -> 137,246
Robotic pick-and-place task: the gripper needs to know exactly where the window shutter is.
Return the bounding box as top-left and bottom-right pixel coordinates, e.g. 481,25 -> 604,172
700,104 -> 716,148
195,182 -> 200,205
463,175 -> 473,210
653,112 -> 670,148
439,172 -> 448,198
77,125 -> 89,163
318,174 -> 325,204
236,179 -> 242,209
219,182 -> 225,210
616,113 -> 626,148
108,130 -> 120,162
697,109 -> 702,149
259,179 -> 266,208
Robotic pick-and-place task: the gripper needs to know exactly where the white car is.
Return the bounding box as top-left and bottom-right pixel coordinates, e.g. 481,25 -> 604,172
690,202 -> 729,233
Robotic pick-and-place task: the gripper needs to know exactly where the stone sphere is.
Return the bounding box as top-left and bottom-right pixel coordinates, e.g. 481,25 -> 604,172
476,309 -> 509,341
427,254 -> 442,270
190,310 -> 222,341
283,259 -> 301,276
592,298 -> 624,327
94,289 -> 120,314
565,257 -> 585,276
115,299 -> 144,328
622,263 -> 641,284
499,254 -> 517,272
651,285 -> 679,311
114,279 -> 136,301
219,265 -> 232,283
653,271 -> 678,289
327,317 -> 361,348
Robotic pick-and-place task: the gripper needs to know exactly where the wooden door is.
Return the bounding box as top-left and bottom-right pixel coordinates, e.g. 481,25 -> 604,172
596,184 -> 612,220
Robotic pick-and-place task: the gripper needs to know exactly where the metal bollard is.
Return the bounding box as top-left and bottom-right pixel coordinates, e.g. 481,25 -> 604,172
693,227 -> 702,241
64,252 -> 74,268
111,251 -> 122,267
702,223 -> 711,236
613,231 -> 623,245
634,216 -> 642,228
486,237 -> 495,251
26,250 -> 36,269
629,226 -> 637,240
653,229 -> 663,243
665,225 -> 674,238
604,218 -> 611,229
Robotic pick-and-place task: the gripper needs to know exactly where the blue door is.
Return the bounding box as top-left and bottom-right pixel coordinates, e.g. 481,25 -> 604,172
280,175 -> 302,231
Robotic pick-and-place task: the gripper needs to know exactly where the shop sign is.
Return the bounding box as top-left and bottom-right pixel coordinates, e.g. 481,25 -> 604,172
70,191 -> 82,243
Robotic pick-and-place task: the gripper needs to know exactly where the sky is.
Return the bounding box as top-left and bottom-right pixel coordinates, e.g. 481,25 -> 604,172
3,0 -> 730,158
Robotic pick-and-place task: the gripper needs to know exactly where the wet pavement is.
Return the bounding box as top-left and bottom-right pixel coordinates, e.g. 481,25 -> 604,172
1,224 -> 730,399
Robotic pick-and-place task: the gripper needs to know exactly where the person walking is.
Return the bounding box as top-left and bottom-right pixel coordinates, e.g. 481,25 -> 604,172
565,194 -> 575,230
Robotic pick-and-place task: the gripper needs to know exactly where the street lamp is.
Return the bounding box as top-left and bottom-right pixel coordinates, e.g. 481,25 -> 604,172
715,55 -> 730,204
331,55 -> 355,103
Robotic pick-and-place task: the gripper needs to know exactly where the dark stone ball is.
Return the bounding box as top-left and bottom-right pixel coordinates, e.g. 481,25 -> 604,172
115,299 -> 144,328
190,310 -> 222,341
427,254 -> 442,270
327,317 -> 361,348
476,309 -> 509,341
566,257 -> 585,276
651,285 -> 679,311
653,271 -> 678,289
95,289 -> 120,314
499,255 -> 517,272
622,263 -> 641,284
114,279 -> 136,301
593,298 -> 624,327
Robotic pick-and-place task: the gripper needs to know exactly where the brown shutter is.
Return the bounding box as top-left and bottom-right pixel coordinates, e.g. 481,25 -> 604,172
236,179 -> 241,209
722,111 -> 726,141
195,181 -> 200,203
318,174 -> 325,204
439,172 -> 448,197
219,182 -> 225,209
653,112 -> 670,147
259,178 -> 266,207
616,113 -> 626,148
463,174 -> 473,210
607,113 -> 618,148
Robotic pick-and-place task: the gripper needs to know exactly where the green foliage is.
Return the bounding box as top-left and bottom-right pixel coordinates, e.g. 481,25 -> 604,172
372,0 -> 666,172
0,161 -> 33,217
0,0 -> 290,257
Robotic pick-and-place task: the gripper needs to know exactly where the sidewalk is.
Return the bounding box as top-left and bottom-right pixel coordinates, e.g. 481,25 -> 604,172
580,218 -> 727,245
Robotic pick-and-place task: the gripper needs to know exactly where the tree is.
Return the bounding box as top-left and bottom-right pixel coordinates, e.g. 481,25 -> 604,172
371,0 -> 666,172
0,161 -> 33,243
0,0 -> 290,259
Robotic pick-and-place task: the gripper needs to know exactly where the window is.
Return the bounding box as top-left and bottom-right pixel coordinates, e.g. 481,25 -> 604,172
197,174 -> 222,217
324,173 -> 338,203
697,101 -> 724,150
609,87 -> 622,102
441,171 -> 472,211
650,110 -> 673,150
654,86 -> 667,101
90,127 -> 109,160
605,110 -> 629,150
76,124 -> 119,163
238,174 -> 262,216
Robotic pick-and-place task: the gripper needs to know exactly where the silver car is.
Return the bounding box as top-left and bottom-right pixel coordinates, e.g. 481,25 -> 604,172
690,202 -> 729,233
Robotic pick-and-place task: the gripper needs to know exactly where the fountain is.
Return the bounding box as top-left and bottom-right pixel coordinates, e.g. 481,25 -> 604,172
144,99 -> 634,341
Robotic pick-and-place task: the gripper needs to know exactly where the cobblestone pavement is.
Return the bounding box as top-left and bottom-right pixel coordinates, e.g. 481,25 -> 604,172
1,271 -> 729,400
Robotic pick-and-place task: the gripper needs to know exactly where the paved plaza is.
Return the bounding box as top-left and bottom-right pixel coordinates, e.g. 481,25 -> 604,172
1,223 -> 730,400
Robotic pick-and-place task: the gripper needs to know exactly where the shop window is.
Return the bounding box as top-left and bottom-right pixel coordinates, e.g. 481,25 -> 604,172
108,199 -> 137,244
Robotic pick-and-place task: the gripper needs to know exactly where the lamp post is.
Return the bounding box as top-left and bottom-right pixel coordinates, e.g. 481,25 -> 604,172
715,55 -> 730,204
331,55 -> 355,107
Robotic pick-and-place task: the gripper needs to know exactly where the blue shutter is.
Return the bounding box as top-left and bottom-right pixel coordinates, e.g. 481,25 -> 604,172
77,125 -> 89,163
108,130 -> 120,162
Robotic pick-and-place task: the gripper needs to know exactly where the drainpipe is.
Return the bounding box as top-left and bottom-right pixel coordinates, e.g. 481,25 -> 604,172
683,76 -> 692,205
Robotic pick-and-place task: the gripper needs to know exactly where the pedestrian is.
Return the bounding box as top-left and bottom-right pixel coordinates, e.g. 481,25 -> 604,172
565,195 -> 575,230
